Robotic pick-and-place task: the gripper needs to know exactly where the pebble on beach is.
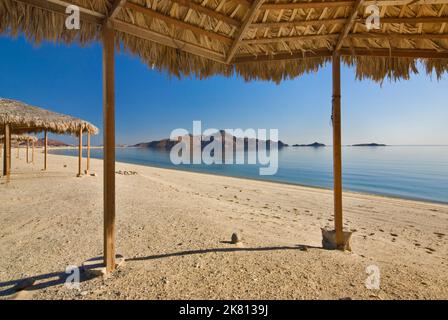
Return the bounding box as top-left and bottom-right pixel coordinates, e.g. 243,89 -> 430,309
231,233 -> 241,244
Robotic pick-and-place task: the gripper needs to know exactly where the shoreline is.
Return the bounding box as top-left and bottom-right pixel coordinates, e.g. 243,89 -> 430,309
48,150 -> 448,206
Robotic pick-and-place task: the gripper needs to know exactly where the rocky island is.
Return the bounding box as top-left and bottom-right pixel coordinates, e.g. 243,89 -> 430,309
352,143 -> 387,147
292,142 -> 326,147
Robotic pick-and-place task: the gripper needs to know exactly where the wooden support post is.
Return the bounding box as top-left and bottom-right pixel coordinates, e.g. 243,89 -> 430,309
332,54 -> 344,248
26,140 -> 29,163
8,130 -> 11,173
86,131 -> 91,173
3,124 -> 11,176
78,127 -> 83,177
103,21 -> 116,273
32,140 -> 35,164
221,130 -> 226,164
44,130 -> 48,171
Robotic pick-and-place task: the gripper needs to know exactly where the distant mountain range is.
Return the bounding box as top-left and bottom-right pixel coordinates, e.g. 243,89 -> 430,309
352,143 -> 387,147
131,131 -> 288,151
130,136 -> 387,149
36,138 -> 71,147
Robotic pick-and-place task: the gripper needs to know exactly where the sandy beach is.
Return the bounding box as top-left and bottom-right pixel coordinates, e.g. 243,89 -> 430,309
0,149 -> 447,300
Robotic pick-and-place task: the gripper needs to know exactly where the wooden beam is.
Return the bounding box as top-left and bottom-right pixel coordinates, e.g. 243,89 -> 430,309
230,0 -> 252,6
86,131 -> 90,174
108,0 -> 127,20
102,21 -> 116,274
260,0 -> 448,11
170,0 -> 241,27
32,140 -> 35,164
341,47 -> 448,58
261,1 -> 355,11
250,16 -> 448,30
226,0 -> 265,63
241,33 -> 338,44
26,139 -> 29,164
3,124 -> 11,176
77,127 -> 82,177
241,30 -> 448,45
16,142 -> 20,159
373,16 -> 448,25
335,0 -> 365,52
124,2 -> 233,45
233,47 -> 448,63
44,130 -> 47,171
332,54 -> 344,249
113,20 -> 226,63
251,18 -> 347,29
234,49 -> 334,63
348,32 -> 448,39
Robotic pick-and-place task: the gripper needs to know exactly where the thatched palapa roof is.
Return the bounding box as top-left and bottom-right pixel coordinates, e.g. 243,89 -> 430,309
0,134 -> 38,143
0,98 -> 99,135
1,0 -> 447,82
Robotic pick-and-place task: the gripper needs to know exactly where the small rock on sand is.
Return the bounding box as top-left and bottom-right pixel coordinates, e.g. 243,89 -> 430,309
231,233 -> 241,244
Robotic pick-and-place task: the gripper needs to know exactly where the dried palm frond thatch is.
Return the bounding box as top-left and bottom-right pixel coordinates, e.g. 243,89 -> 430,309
0,98 -> 99,135
1,0 -> 447,83
0,134 -> 38,143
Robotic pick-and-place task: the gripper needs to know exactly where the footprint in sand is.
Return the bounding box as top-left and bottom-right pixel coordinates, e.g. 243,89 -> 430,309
434,232 -> 445,238
390,233 -> 398,237
425,247 -> 436,253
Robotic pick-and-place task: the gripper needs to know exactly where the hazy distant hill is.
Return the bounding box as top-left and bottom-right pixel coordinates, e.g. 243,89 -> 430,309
131,132 -> 288,151
292,142 -> 326,147
352,143 -> 387,147
36,138 -> 71,147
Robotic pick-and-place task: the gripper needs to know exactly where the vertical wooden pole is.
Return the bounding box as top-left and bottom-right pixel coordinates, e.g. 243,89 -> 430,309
7,129 -> 11,174
44,130 -> 48,171
78,127 -> 83,177
103,21 -> 116,273
32,140 -> 35,164
26,140 -> 29,163
3,124 -> 11,176
16,142 -> 19,159
86,131 -> 91,173
332,54 -> 344,248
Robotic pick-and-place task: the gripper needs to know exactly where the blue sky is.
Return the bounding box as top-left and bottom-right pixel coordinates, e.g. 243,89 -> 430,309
1,34 -> 447,146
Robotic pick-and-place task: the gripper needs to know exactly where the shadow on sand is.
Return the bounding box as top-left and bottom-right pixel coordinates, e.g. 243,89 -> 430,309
0,244 -> 321,297
126,244 -> 322,262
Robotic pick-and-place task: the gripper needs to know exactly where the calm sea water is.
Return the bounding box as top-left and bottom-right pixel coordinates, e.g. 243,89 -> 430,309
50,146 -> 448,204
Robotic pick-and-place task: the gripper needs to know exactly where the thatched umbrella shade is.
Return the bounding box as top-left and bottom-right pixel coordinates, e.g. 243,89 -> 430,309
1,0 -> 447,272
0,134 -> 38,164
0,98 -> 99,176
